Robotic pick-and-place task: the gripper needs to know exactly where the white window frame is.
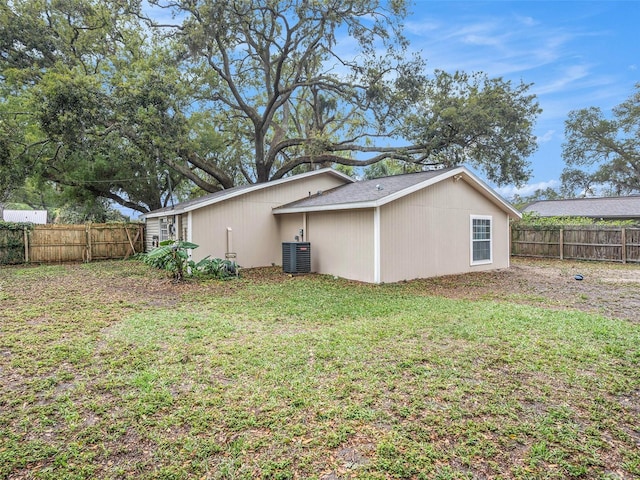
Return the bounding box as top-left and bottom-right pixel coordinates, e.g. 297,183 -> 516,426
159,217 -> 169,242
470,215 -> 493,265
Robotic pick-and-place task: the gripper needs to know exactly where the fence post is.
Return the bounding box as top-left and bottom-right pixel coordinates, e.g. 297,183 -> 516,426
621,228 -> 627,264
86,224 -> 92,262
559,228 -> 564,260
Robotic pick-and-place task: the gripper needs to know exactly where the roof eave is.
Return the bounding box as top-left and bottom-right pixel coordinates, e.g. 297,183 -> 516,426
273,201 -> 378,214
141,208 -> 185,220
142,168 -> 354,219
274,166 -> 522,219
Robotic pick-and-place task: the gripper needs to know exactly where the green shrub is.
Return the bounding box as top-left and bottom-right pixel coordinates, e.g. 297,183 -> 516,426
142,240 -> 199,281
139,240 -> 238,281
514,212 -> 638,229
194,257 -> 238,279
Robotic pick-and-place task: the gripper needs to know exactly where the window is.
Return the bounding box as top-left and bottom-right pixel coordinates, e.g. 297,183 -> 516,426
471,215 -> 492,265
159,218 -> 169,242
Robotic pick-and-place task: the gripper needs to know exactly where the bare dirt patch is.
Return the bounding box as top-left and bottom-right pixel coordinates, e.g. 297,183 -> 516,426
2,258 -> 637,323
408,257 -> 640,322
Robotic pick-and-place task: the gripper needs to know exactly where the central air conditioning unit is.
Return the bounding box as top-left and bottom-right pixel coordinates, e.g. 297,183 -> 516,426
282,242 -> 311,274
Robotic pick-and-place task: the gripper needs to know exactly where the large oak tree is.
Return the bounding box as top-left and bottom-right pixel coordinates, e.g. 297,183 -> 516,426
2,0 -> 541,214
0,0 -> 195,212
562,83 -> 640,196
146,0 -> 539,186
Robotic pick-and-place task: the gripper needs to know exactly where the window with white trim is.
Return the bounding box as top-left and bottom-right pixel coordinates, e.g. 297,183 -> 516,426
471,215 -> 492,265
159,218 -> 169,242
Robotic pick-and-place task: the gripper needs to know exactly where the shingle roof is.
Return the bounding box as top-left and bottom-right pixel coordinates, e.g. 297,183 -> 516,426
141,168 -> 353,219
523,196 -> 640,219
275,168 -> 456,210
143,183 -> 254,218
273,166 -> 521,218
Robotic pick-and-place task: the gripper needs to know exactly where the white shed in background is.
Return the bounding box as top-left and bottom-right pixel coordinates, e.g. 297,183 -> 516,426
2,209 -> 48,224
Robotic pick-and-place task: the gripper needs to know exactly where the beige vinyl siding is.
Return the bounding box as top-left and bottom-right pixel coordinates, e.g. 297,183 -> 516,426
379,178 -> 510,283
277,213 -> 305,244
190,174 -> 346,267
144,218 -> 160,252
304,209 -> 374,283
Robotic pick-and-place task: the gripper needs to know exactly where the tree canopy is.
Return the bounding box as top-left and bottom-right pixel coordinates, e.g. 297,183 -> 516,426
1,0 -> 542,214
561,83 -> 640,196
0,0 -> 195,212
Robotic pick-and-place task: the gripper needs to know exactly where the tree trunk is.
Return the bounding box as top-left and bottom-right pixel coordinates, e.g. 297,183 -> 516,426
255,128 -> 270,183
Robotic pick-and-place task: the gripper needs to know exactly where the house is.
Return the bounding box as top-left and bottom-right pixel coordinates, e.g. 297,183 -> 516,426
2,209 -> 48,224
523,196 -> 640,222
141,168 -> 353,266
273,167 -> 521,283
142,166 -> 521,283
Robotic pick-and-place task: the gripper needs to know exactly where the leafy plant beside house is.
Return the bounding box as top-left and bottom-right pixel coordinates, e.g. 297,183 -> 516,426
196,257 -> 238,278
141,240 -> 238,281
143,240 -> 197,280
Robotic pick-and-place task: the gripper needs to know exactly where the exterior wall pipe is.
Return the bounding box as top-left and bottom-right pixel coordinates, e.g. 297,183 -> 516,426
227,227 -> 233,254
374,207 -> 381,283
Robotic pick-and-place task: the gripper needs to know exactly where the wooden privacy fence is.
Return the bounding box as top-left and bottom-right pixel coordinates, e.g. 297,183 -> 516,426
0,223 -> 144,265
512,226 -> 640,263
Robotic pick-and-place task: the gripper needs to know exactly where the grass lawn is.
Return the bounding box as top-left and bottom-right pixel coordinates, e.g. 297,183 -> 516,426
0,260 -> 638,479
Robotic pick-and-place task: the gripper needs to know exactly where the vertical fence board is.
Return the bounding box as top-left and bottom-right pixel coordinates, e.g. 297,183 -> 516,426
628,228 -> 640,262
0,223 -> 144,265
512,226 -> 640,263
511,228 -> 561,258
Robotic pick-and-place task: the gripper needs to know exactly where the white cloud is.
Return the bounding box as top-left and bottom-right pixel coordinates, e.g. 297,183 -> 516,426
516,15 -> 538,27
537,130 -> 556,144
534,64 -> 592,95
404,20 -> 440,35
408,14 -> 577,79
496,179 -> 561,199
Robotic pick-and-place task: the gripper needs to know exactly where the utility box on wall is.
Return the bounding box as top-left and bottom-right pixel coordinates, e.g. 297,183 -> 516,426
282,242 -> 311,273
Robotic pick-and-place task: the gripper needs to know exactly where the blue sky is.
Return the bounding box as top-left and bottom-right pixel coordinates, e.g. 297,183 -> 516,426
404,0 -> 638,198
135,0 -> 637,217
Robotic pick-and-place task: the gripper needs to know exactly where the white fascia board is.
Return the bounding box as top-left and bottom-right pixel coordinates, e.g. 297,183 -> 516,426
142,206 -> 186,219
144,168 -> 354,219
142,209 -> 185,220
374,166 -> 522,218
273,201 -> 378,214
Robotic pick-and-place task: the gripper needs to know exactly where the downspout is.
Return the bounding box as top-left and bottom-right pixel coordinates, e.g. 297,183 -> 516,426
507,212 -> 511,268
187,211 -> 193,259
374,207 -> 381,284
226,227 -> 233,254
302,213 -> 307,241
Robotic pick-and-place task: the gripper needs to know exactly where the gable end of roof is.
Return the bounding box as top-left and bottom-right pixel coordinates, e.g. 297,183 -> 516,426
142,168 -> 354,219
273,166 -> 521,219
